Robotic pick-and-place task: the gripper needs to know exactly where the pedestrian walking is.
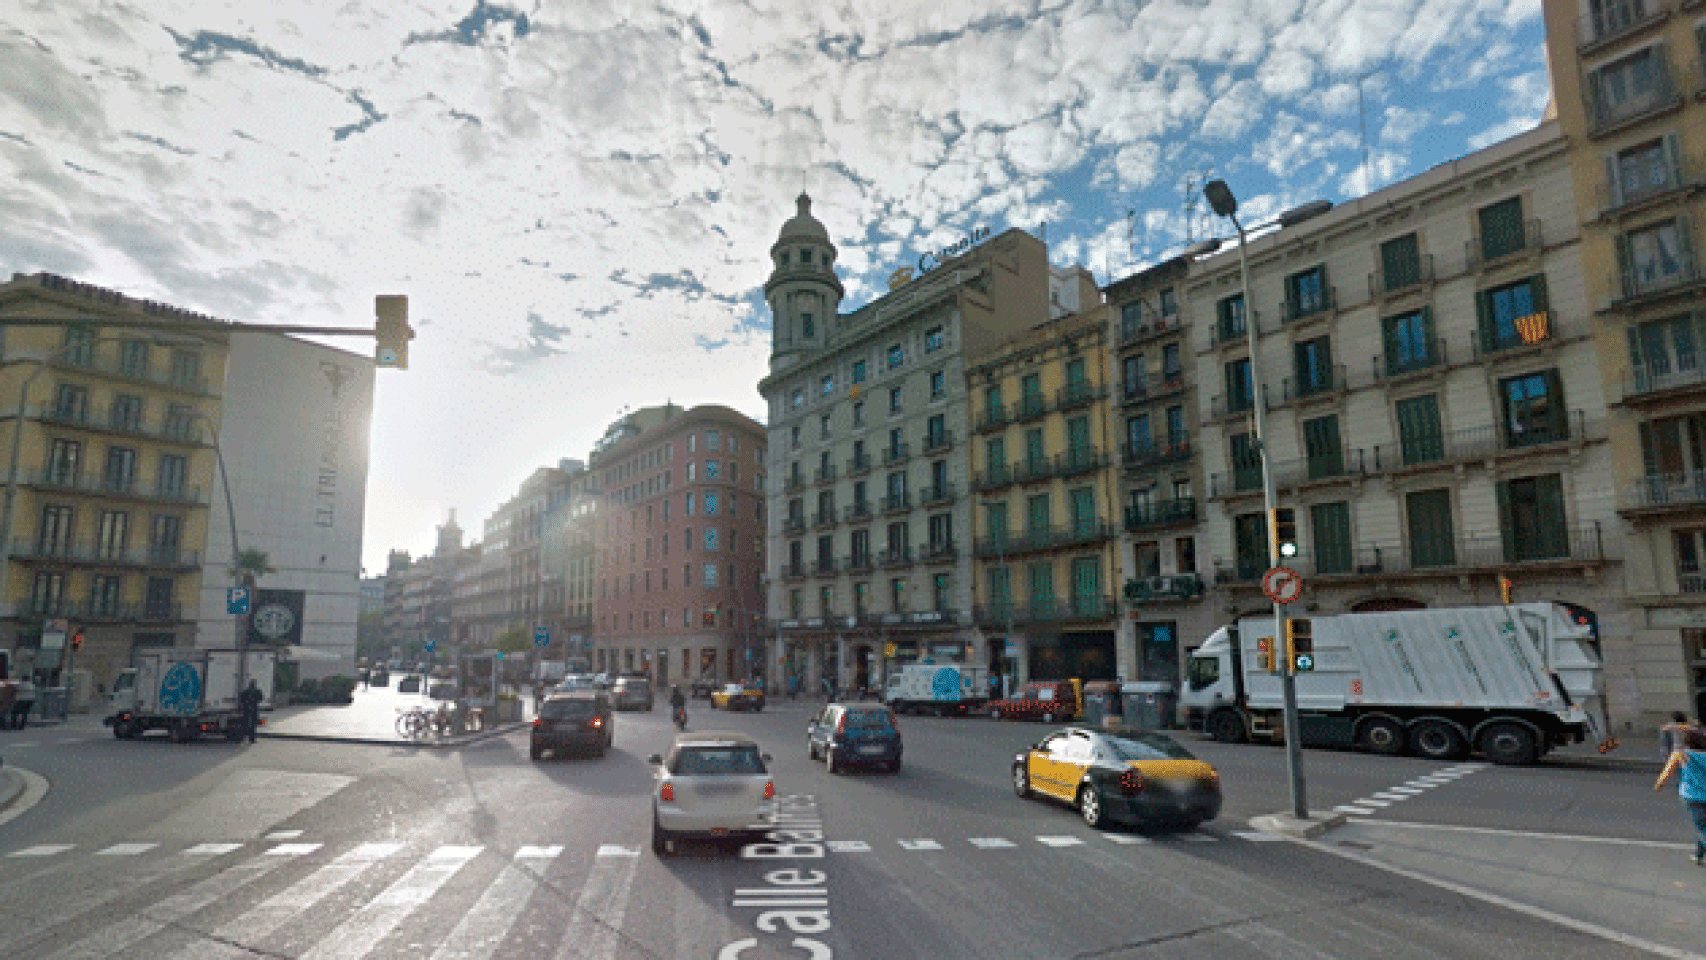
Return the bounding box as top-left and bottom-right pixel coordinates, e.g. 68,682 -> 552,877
787,675 -> 799,701
1654,725 -> 1706,866
238,678 -> 264,744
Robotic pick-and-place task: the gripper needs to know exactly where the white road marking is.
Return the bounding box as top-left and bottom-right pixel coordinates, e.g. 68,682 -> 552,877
595,844 -> 638,857
1179,834 -> 1217,842
57,738 -> 86,744
826,840 -> 870,852
6,741 -> 38,748
429,859 -> 544,960
1335,805 -> 1378,816
968,837 -> 1016,849
1103,834 -> 1150,845
266,830 -> 305,840
516,845 -> 563,859
268,843 -> 323,856
1353,799 -> 1391,808
1230,831 -> 1287,842
184,843 -> 244,856
1035,836 -> 1084,847
897,838 -> 942,851
1407,778 -> 1449,787
299,845 -> 483,960
1382,787 -> 1425,796
7,844 -> 74,857
1370,792 -> 1414,801
554,847 -> 641,960
96,842 -> 157,856
1342,819 -> 1698,848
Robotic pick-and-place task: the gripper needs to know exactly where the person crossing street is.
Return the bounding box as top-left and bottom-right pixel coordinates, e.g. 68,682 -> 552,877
238,678 -> 265,744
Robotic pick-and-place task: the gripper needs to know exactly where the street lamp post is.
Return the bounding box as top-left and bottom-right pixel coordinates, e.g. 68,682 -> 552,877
1205,179 -> 1309,820
191,410 -> 251,696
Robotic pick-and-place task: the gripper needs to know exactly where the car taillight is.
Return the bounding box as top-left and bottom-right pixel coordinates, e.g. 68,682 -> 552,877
763,780 -> 775,800
591,717 -> 604,728
1119,769 -> 1145,796
835,714 -> 847,735
661,782 -> 675,802
532,718 -> 545,727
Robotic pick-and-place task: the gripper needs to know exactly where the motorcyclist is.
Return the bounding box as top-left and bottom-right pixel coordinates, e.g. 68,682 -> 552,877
670,684 -> 687,728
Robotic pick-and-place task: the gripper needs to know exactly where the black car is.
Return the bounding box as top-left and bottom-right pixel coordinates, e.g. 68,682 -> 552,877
611,677 -> 654,711
808,703 -> 902,774
690,676 -> 720,700
531,692 -> 614,760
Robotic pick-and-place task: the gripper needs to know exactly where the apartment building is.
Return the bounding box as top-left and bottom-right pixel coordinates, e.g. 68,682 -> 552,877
757,193 -> 1057,694
1186,120 -> 1631,724
540,461 -> 598,663
0,273 -> 226,691
1544,0 -> 1706,726
966,297 -> 1120,688
385,514 -> 462,660
590,404 -> 767,684
1104,253 -> 1215,684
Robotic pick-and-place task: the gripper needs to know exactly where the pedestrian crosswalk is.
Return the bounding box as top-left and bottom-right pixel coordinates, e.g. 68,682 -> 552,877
1333,763 -> 1488,817
0,827 -> 1289,959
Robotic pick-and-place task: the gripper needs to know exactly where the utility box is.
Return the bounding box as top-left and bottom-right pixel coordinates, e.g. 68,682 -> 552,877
1081,681 -> 1123,728
1121,681 -> 1176,730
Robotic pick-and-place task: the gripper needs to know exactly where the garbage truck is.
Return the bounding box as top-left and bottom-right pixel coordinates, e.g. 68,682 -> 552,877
883,662 -> 990,715
1180,603 -> 1613,765
105,648 -> 276,742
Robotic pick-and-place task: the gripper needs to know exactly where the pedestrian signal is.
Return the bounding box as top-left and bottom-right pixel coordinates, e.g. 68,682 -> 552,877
1255,636 -> 1276,673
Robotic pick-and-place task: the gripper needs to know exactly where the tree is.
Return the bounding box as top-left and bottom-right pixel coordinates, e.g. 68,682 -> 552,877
355,611 -> 387,663
495,627 -> 532,655
229,548 -> 275,587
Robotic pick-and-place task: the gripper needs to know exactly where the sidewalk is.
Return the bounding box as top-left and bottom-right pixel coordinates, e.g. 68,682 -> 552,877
260,683 -> 533,747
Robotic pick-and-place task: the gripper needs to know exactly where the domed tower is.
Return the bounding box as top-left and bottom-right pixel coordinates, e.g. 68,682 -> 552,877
765,192 -> 843,375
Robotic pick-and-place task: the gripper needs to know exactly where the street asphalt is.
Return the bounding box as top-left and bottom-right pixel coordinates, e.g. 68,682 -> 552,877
0,691 -> 1699,959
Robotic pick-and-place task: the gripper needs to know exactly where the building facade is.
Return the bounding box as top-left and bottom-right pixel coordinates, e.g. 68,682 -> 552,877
540,460 -> 598,664
1544,0 -> 1706,726
0,273 -> 227,693
1185,120 -> 1631,724
757,193 -> 1058,695
591,404 -> 767,684
1104,254 -> 1215,685
966,297 -> 1122,690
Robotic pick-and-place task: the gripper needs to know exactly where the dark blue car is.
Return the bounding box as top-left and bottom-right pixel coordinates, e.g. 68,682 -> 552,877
807,704 -> 902,774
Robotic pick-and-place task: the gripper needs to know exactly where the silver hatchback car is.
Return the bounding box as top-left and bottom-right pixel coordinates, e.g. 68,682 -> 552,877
648,732 -> 777,855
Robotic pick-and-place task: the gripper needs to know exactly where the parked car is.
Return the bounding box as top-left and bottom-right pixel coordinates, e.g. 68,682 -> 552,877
648,732 -> 777,855
711,683 -> 766,712
808,703 -> 902,774
690,676 -> 720,699
530,691 -> 614,761
611,677 -> 654,711
1011,727 -> 1221,830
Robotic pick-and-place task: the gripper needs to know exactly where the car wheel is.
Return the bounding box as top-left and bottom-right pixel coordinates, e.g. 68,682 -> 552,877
651,817 -> 671,856
1079,784 -> 1105,829
1357,716 -> 1407,756
1477,722 -> 1539,766
1041,711 -> 1054,724
1411,720 -> 1468,762
989,708 -> 1002,720
1012,764 -> 1032,798
808,742 -> 820,761
1209,710 -> 1248,744
888,759 -> 901,774
826,748 -> 839,775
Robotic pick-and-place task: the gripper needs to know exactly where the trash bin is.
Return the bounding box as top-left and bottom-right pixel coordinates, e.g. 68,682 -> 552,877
1081,681 -> 1122,728
1120,681 -> 1176,730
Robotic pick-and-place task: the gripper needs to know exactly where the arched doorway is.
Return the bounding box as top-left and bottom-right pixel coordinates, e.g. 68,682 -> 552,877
1350,597 -> 1427,613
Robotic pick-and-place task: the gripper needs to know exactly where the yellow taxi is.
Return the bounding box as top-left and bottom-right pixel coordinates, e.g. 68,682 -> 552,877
1012,727 -> 1221,830
710,682 -> 767,712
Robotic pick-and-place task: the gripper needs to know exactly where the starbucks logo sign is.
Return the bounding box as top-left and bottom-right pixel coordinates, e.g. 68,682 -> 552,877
253,603 -> 296,641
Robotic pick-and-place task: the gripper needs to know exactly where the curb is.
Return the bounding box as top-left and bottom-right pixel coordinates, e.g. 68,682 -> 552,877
1248,811 -> 1347,840
259,721 -> 531,748
0,767 -> 22,811
0,765 -> 48,827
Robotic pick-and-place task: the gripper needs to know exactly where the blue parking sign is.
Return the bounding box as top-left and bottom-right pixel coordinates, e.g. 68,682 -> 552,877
533,627 -> 550,647
226,587 -> 251,615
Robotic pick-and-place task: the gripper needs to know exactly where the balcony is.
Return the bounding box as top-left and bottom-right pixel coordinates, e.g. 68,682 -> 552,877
1624,361 -> 1706,404
812,511 -> 838,530
971,463 -> 1015,493
1620,471 -> 1706,519
30,406 -> 209,447
977,596 -> 1115,625
1597,151 -> 1695,221
1279,286 -> 1337,325
1058,447 -> 1109,478
1277,363 -> 1347,405
47,350 -> 213,396
781,562 -> 809,582
1015,395 -> 1049,423
1056,381 -> 1104,411
814,464 -> 838,485
1466,219 -> 1543,271
15,599 -> 184,623
1368,410 -> 1600,473
878,547 -> 914,569
1217,523 -> 1609,584
919,541 -> 958,564
846,453 -> 872,477
782,515 -> 807,535
812,559 -> 839,578
844,500 -> 873,524
975,405 -> 1009,434
1122,434 -> 1192,471
1122,573 -> 1205,604
1475,311 -> 1563,360
883,443 -> 911,466
1578,1 -> 1668,54
1121,374 -> 1186,405
1375,338 -> 1449,381
1212,317 -> 1248,348
20,470 -> 207,506
1368,255 -> 1436,300
845,552 -> 875,574
1124,497 -> 1197,532
881,492 -> 912,515
1012,456 -> 1056,485
974,521 -> 1115,558
1586,61 -> 1684,137
920,482 -> 957,506
1119,314 -> 1181,349
9,541 -> 202,569
784,474 -> 805,494
1614,251 -> 1704,308
922,430 -> 954,455
1210,392 -> 1258,421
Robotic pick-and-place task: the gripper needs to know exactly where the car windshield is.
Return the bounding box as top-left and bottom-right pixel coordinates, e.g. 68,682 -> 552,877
722,684 -> 744,694
1105,733 -> 1194,762
1030,686 -> 1055,700
540,699 -> 597,720
672,746 -> 766,776
844,710 -> 894,729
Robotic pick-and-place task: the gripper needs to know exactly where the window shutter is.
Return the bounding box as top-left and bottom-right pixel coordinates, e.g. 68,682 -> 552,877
1614,234 -> 1631,297
1627,323 -> 1648,390
1538,475 -> 1568,558
1474,289 -> 1491,353
1661,133 -> 1682,190
1605,154 -> 1623,208
1546,368 -> 1569,439
1639,421 -> 1658,475
1496,480 -> 1518,562
1676,212 -> 1696,262
1531,272 -> 1551,330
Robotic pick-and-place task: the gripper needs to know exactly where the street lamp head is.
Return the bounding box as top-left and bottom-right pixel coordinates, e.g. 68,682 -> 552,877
1204,179 -> 1238,218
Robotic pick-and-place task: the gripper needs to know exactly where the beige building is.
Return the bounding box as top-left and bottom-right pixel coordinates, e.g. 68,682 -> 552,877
1544,0 -> 1706,725
1184,120 -> 1634,726
0,273 -> 227,693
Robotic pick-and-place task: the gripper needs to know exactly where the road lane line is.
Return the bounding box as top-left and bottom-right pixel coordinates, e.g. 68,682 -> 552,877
515,845 -> 563,859
594,844 -> 638,857
1353,798 -> 1391,807
1382,787 -> 1425,796
1035,836 -> 1084,847
184,843 -> 245,856
1335,805 -> 1377,816
428,858 -> 544,960
172,843 -> 407,960
553,847 -> 641,960
268,843 -> 323,856
97,842 -> 158,856
967,838 -> 1016,849
826,840 -> 869,852
298,844 -> 483,960
1229,831 -> 1287,842
1370,792 -> 1414,801
1340,819 -> 1697,848
265,830 -> 305,840
896,839 -> 942,851
1103,834 -> 1150,844
8,844 -> 74,857
0,842 -> 212,955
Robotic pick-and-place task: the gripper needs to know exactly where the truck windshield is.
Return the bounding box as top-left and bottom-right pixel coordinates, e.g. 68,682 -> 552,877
1186,656 -> 1219,691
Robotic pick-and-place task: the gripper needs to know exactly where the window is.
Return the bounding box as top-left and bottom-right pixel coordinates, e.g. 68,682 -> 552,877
707,430 -> 721,450
1498,475 -> 1569,562
1610,135 -> 1681,207
985,502 -> 1009,542
1159,288 -> 1176,317
1026,493 -> 1050,534
104,447 -> 137,491
791,389 -> 804,410
1028,563 -> 1055,614
1302,415 -> 1344,479
888,343 -> 905,368
925,326 -> 944,352
110,395 -> 144,432
1071,557 -> 1101,615
887,520 -> 909,555
1499,369 -> 1567,447
926,413 -> 946,447
820,414 -> 831,438
1234,513 -> 1266,579
821,375 -> 834,397
1165,406 -> 1185,445
1395,394 -> 1444,465
118,340 -> 149,377
1380,233 -> 1422,291
687,493 -> 696,516
31,571 -> 66,613
1478,276 -> 1549,352
52,384 -> 87,420
1216,294 -> 1245,341
1406,489 -> 1456,568
1065,356 -> 1087,388
927,513 -> 952,551
1675,529 -> 1706,590
985,384 -> 1002,418
703,563 -> 719,587
688,462 -> 697,481
90,575 -> 122,616
1175,536 -> 1197,573
1021,373 -> 1043,413
168,350 -> 201,389
1066,416 -> 1091,462
164,404 -> 194,441
1478,197 -> 1529,262
802,314 -> 815,339
932,573 -> 950,610
1619,218 -> 1692,297
1161,343 -> 1181,379
158,454 -> 187,497
63,327 -> 95,365
930,370 -> 945,399
889,386 -> 903,414
1230,432 -> 1260,492
1382,308 -> 1435,375
1285,266 -> 1328,319
1629,313 -> 1704,391
97,510 -> 128,559
852,401 -> 864,427
890,578 -> 905,611
1126,413 -> 1151,455
1224,358 -> 1253,412
988,566 -> 1012,613
704,492 -> 719,515
144,576 -> 175,619
1069,487 -> 1096,536
801,249 -> 813,265
1589,45 -> 1670,127
1311,502 -> 1352,574
706,460 -> 719,478
1121,300 -> 1145,338
985,436 -> 1006,472
1294,336 -> 1333,395
852,359 -> 867,383
37,505 -> 73,555
1024,428 -> 1045,469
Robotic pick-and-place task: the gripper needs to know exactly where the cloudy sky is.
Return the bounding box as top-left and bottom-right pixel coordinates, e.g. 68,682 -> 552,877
0,0 -> 1551,573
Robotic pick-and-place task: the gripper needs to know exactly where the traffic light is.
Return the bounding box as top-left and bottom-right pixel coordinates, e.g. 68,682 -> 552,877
1498,576 -> 1513,604
1286,617 -> 1314,672
1271,507 -> 1298,559
1255,636 -> 1276,673
375,295 -> 411,369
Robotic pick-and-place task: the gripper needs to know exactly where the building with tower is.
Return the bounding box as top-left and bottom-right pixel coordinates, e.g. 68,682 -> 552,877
757,193 -> 1061,695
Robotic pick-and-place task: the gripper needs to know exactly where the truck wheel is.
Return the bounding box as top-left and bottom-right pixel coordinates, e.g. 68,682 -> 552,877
1477,722 -> 1538,766
111,719 -> 129,740
1041,711 -> 1054,724
1411,720 -> 1468,761
1357,717 -> 1406,756
1208,710 -> 1247,744
173,720 -> 196,743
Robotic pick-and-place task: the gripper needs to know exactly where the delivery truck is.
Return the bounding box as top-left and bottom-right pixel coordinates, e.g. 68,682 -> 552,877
883,662 -> 990,715
105,648 -> 276,742
1180,603 -> 1612,765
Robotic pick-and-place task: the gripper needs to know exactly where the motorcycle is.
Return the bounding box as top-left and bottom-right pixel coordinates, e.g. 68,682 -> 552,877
673,705 -> 688,731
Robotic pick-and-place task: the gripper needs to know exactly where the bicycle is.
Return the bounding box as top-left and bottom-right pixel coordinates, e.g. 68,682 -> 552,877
395,705 -> 433,740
